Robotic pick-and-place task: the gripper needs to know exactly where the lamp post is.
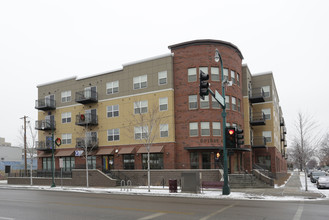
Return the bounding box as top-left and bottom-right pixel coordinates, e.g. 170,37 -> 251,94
51,119 -> 56,188
215,48 -> 230,195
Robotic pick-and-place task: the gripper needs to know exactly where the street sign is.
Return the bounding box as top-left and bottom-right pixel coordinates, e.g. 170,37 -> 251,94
215,90 -> 225,107
59,158 -> 64,168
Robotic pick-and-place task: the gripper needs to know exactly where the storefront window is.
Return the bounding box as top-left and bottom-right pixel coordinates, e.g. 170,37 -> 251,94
142,153 -> 163,169
190,152 -> 199,169
123,154 -> 135,170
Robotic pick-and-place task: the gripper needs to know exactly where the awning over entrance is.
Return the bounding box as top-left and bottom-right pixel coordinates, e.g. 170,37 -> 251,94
37,151 -> 54,157
118,147 -> 135,154
96,148 -> 114,155
55,149 -> 75,157
137,146 -> 164,154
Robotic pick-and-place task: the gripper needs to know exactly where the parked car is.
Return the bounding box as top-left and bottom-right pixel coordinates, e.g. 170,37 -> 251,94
317,176 -> 329,189
310,171 -> 326,183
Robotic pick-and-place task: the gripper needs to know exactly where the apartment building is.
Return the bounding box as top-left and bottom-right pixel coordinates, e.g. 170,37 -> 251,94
35,39 -> 287,177
242,65 -> 287,177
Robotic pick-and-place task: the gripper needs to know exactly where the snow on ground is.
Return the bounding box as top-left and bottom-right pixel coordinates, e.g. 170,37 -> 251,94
299,172 -> 329,198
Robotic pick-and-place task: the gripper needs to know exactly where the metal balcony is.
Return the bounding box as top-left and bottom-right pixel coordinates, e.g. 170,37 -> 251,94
283,127 -> 287,134
36,140 -> 54,151
281,133 -> 286,142
35,120 -> 56,131
251,136 -> 267,148
35,98 -> 56,111
250,112 -> 266,126
75,113 -> 98,126
75,90 -> 98,104
248,88 -> 265,104
76,137 -> 99,149
280,117 -> 285,126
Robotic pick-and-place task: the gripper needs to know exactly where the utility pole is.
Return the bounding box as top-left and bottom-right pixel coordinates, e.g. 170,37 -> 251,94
20,116 -> 28,174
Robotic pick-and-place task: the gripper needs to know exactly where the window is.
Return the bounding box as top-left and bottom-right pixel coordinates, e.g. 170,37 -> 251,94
212,96 -> 221,109
262,108 -> 271,120
190,152 -> 199,169
263,131 -> 272,143
237,99 -> 241,112
231,97 -> 237,111
159,97 -> 168,111
42,157 -> 52,171
189,95 -> 198,109
134,100 -> 148,114
106,81 -> 119,94
200,95 -> 209,109
107,105 -> 119,118
225,96 -> 230,110
61,112 -> 71,124
108,129 -> 120,141
87,156 -> 96,169
223,68 -> 229,81
142,153 -> 163,169
189,122 -> 198,137
63,157 -> 75,171
236,73 -> 240,86
211,67 -> 219,81
123,154 -> 135,170
212,122 -> 221,136
158,71 -> 167,85
201,122 -> 210,136
62,133 -> 72,145
160,124 -> 168,138
262,86 -> 270,97
61,91 -> 71,103
134,126 -> 148,140
231,70 -> 236,84
133,75 -> 147,89
188,68 -> 197,82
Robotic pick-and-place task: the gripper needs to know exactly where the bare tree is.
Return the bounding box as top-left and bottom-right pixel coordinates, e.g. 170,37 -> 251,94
288,112 -> 320,191
319,133 -> 329,166
128,101 -> 169,192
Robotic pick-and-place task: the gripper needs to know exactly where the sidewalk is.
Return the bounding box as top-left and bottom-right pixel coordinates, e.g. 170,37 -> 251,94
0,172 -> 326,201
232,171 -> 325,199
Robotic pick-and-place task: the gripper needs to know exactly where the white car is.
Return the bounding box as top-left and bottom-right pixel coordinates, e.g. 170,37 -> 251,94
317,176 -> 329,189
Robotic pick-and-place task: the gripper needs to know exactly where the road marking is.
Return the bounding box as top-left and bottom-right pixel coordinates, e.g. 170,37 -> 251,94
293,202 -> 304,220
137,213 -> 166,220
0,217 -> 15,220
199,203 -> 236,220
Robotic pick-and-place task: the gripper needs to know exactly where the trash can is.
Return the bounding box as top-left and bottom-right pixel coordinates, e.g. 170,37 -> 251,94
169,179 -> 177,193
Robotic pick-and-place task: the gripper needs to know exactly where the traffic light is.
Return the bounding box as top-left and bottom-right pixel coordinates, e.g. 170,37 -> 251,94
236,128 -> 244,147
226,127 -> 236,148
199,70 -> 209,100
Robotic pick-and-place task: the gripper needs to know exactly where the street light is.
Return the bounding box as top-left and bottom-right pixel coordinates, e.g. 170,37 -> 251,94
215,48 -> 230,195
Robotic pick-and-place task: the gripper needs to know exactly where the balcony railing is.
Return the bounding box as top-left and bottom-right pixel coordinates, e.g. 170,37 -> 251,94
248,88 -> 265,104
35,119 -> 56,131
283,127 -> 287,134
35,98 -> 56,110
75,113 -> 98,126
75,90 -> 98,104
280,117 -> 285,126
76,137 -> 99,149
251,136 -> 267,148
36,140 -> 54,151
250,112 -> 266,126
281,133 -> 286,142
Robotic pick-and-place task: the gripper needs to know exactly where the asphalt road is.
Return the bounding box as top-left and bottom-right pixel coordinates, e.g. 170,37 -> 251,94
0,188 -> 328,220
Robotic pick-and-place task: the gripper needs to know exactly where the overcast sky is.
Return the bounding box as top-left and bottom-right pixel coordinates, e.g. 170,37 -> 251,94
1,0 -> 328,147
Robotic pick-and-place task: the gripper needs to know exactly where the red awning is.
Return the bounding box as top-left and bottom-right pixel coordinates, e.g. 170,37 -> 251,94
96,148 -> 114,155
118,147 -> 135,155
137,146 -> 164,154
55,149 -> 75,157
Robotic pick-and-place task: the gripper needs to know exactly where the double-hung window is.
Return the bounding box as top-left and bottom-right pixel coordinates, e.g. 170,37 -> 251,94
106,81 -> 119,94
107,105 -> 119,118
262,86 -> 270,98
263,131 -> 272,143
134,126 -> 148,140
160,124 -> 169,138
189,95 -> 197,110
262,108 -> 271,120
200,95 -> 209,109
134,100 -> 148,114
225,96 -> 230,110
62,133 -> 72,145
188,68 -> 197,82
189,122 -> 198,137
231,70 -> 236,84
231,97 -> 237,111
211,67 -> 220,81
107,129 -> 120,141
133,75 -> 147,89
212,122 -> 221,136
158,71 -> 167,85
61,112 -> 71,123
223,68 -> 229,81
201,122 -> 210,136
159,97 -> 168,111
61,91 -> 71,103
